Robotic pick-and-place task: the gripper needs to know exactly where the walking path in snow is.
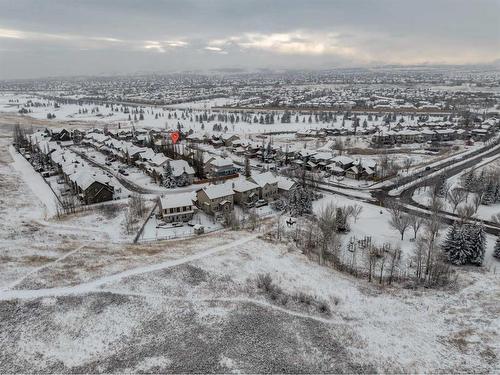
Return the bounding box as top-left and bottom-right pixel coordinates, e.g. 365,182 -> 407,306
8,145 -> 59,218
101,289 -> 338,325
1,244 -> 87,292
0,233 -> 259,301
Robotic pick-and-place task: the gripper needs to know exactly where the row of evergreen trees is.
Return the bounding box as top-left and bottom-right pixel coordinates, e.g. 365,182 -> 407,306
461,169 -> 500,205
442,223 -> 486,265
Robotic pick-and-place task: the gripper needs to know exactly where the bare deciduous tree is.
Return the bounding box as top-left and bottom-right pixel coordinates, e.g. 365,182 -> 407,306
472,193 -> 483,213
448,188 -> 466,214
366,246 -> 380,283
388,203 -> 411,240
317,203 -> 338,265
457,204 -> 475,223
347,204 -> 363,223
423,212 -> 443,276
408,215 -> 424,239
403,157 -> 414,173
387,247 -> 402,285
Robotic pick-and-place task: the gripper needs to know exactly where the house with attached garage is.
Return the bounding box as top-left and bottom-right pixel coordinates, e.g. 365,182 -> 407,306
73,171 -> 114,204
221,134 -> 240,147
276,176 -> 297,195
48,128 -> 72,143
331,155 -> 354,170
206,157 -> 238,177
168,159 -> 195,185
158,192 -> 196,223
231,180 -> 260,205
196,182 -> 234,215
250,171 -> 279,201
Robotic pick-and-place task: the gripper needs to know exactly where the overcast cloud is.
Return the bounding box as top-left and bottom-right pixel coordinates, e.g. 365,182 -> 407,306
0,0 -> 499,79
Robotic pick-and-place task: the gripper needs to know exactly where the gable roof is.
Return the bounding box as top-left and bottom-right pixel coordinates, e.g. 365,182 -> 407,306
209,157 -> 234,168
232,179 -> 259,193
251,171 -> 279,187
200,182 -> 234,200
159,192 -> 195,209
276,176 -> 296,191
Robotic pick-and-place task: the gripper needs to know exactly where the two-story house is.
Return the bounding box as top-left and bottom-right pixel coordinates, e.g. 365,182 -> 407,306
207,157 -> 238,177
232,180 -> 260,205
158,192 -> 196,223
250,171 -> 279,201
196,183 -> 234,215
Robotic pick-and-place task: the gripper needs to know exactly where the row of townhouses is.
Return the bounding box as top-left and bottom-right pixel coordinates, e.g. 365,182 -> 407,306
29,131 -> 115,204
158,172 -> 296,222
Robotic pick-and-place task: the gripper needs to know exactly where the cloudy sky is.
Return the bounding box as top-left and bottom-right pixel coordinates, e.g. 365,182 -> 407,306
0,0 -> 499,79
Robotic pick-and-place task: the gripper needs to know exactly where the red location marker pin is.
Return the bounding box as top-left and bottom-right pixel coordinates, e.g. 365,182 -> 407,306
170,131 -> 180,144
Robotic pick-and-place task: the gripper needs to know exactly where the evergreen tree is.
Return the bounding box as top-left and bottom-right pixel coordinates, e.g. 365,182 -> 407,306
468,224 -> 486,266
481,182 -> 496,205
493,237 -> 500,259
442,224 -> 468,265
162,161 -> 177,188
335,207 -> 348,232
287,186 -> 312,217
244,157 -> 251,178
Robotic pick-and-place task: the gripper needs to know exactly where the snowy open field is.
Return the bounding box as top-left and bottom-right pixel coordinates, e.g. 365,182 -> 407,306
0,92 -> 455,137
0,113 -> 499,373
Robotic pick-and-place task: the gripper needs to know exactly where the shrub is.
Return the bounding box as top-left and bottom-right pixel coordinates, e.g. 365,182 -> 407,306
256,273 -> 273,292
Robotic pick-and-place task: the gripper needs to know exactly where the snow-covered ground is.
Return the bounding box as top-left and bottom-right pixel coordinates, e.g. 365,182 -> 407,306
0,92 -> 458,137
1,102 -> 499,372
140,212 -> 223,242
412,154 -> 500,222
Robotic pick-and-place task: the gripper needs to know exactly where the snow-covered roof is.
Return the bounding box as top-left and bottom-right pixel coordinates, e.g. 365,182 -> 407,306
73,170 -> 111,190
200,182 -> 234,199
159,192 -> 195,209
276,176 -> 296,191
232,179 -> 259,193
209,157 -> 234,168
150,153 -> 169,166
170,159 -> 195,176
221,134 -> 239,141
362,158 -> 377,169
332,155 -> 354,165
251,171 -> 279,187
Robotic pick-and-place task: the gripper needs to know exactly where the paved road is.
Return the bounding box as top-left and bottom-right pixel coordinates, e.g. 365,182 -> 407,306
313,139 -> 500,235
72,149 -> 165,194
72,148 -> 205,196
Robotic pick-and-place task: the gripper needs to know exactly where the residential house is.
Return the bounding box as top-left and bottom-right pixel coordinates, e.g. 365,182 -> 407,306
232,180 -> 260,205
221,134 -> 240,147
250,171 -> 279,201
207,157 -> 238,177
158,192 -> 196,223
73,172 -> 114,204
276,176 -> 297,195
196,182 -> 234,215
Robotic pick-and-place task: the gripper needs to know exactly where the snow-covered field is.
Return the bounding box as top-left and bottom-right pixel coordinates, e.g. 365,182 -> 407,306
0,92 -> 455,137
1,113 -> 499,372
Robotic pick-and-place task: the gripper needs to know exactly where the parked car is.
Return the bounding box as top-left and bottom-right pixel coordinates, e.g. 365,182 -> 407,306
255,199 -> 267,207
172,222 -> 183,227
244,201 -> 255,209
